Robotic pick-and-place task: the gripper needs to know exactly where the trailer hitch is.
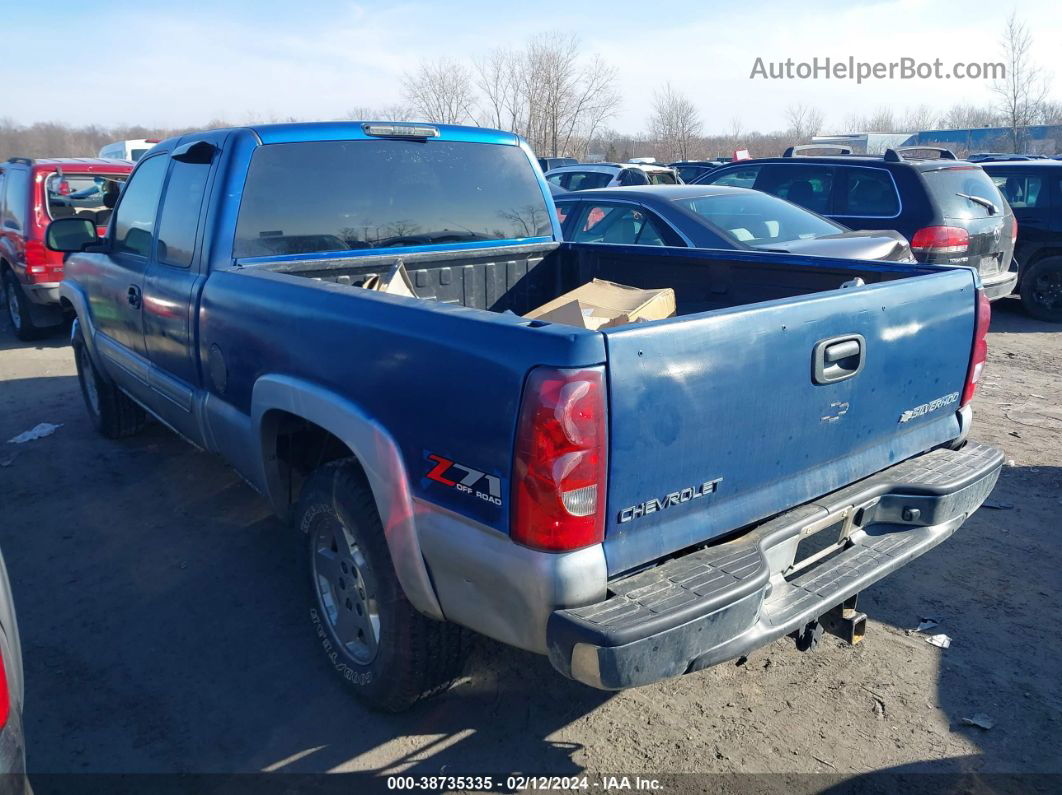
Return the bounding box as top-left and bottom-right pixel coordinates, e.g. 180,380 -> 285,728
823,594 -> 867,645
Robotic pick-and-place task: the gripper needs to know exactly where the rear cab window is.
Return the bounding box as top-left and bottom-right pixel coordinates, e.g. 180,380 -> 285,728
921,166 -> 1005,219
235,140 -> 552,258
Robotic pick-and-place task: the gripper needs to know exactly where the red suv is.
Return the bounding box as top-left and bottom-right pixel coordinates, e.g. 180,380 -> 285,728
1,157 -> 133,339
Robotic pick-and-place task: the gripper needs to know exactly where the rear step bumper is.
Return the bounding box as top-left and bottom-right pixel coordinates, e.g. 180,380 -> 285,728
982,263 -> 1018,301
547,442 -> 1003,690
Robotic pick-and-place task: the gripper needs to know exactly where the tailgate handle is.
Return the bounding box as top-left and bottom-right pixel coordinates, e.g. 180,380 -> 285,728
813,334 -> 865,384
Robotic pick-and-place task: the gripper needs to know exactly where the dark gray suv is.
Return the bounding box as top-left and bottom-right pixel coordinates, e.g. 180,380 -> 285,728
693,147 -> 1018,300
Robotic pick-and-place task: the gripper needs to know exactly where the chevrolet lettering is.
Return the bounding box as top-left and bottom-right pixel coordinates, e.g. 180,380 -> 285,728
618,478 -> 723,523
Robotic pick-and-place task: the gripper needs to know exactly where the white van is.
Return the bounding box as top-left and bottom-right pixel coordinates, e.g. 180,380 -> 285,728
97,139 -> 159,162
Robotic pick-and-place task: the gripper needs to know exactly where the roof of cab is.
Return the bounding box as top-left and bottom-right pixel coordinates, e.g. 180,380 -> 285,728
249,121 -> 520,146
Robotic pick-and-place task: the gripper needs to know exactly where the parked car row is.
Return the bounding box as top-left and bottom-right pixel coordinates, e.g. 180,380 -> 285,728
690,147 -> 1019,302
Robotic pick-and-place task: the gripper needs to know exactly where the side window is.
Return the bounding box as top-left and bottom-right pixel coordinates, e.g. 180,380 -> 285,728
990,173 -> 1044,209
112,156 -> 168,257
157,160 -> 211,267
573,204 -> 668,246
2,168 -> 29,231
554,202 -> 572,225
842,169 -> 900,216
758,165 -> 834,214
707,166 -> 761,188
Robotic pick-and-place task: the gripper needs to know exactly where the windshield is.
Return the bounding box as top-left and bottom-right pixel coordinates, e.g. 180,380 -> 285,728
45,173 -> 128,223
922,166 -> 1005,218
675,191 -> 844,246
234,140 -> 552,258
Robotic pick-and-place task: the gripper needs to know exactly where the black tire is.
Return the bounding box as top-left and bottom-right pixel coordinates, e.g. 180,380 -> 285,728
295,459 -> 466,712
72,329 -> 146,439
1020,256 -> 1062,323
3,270 -> 42,341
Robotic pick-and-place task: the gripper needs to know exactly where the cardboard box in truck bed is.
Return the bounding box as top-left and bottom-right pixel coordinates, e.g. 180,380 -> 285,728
524,279 -> 676,330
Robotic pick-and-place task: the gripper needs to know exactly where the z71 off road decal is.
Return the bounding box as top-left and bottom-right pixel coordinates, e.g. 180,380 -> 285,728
899,392 -> 959,423
424,453 -> 503,506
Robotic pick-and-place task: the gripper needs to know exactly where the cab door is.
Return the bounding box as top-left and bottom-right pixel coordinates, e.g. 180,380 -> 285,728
85,154 -> 168,402
141,138 -> 220,443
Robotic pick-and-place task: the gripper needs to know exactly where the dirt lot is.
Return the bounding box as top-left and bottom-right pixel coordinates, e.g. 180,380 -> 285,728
0,296 -> 1060,788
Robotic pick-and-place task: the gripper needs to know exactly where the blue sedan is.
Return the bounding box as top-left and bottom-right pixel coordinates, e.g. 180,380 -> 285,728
553,185 -> 916,261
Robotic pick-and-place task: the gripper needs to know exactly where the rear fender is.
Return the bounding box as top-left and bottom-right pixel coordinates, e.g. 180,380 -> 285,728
251,375 -> 444,620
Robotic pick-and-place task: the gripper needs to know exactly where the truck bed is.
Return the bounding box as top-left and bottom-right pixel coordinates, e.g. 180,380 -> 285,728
236,242 -> 976,574
253,241 -> 931,319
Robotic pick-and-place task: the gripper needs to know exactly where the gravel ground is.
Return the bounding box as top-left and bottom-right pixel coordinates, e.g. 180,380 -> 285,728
0,295 -> 1059,788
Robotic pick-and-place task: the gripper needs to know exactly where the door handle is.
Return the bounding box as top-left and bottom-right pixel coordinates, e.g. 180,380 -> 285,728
127,285 -> 142,309
813,334 -> 865,384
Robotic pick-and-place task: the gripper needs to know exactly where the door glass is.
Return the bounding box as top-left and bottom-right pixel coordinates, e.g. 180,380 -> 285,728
758,165 -> 834,214
157,160 -> 211,267
705,166 -> 761,188
842,169 -> 900,216
990,173 -> 1044,208
113,156 -> 168,257
574,205 -> 668,246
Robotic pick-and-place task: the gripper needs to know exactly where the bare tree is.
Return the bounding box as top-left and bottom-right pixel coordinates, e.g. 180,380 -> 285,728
992,10 -> 1051,151
649,83 -> 703,160
783,103 -> 824,142
346,104 -> 415,122
899,104 -> 938,133
939,102 -> 1000,129
402,58 -> 478,125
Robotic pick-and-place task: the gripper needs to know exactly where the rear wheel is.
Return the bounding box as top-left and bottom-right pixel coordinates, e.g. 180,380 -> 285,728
296,459 -> 467,711
72,329 -> 146,438
1020,257 -> 1062,323
3,271 -> 42,341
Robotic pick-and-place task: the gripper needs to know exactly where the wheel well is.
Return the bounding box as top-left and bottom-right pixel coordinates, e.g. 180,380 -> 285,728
261,410 -> 364,508
1027,248 -> 1062,269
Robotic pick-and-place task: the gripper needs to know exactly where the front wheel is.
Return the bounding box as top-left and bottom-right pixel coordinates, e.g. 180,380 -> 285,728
295,459 -> 467,711
72,328 -> 146,438
1020,257 -> 1062,323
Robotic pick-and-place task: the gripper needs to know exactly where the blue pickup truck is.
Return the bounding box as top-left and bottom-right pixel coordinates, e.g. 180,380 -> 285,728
47,122 -> 1002,711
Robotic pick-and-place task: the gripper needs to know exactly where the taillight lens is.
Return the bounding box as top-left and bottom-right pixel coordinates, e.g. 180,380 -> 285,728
512,366 -> 607,552
0,648 -> 9,729
961,289 -> 991,407
1010,215 -> 1018,244
910,226 -> 969,256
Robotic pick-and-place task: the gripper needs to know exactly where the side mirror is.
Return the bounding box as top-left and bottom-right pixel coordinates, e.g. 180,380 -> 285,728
45,217 -> 98,253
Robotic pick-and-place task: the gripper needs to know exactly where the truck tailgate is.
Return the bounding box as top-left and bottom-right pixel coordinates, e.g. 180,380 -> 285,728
601,268 -> 977,575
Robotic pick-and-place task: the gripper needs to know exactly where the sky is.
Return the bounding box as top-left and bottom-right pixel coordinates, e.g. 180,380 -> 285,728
12,0 -> 1062,135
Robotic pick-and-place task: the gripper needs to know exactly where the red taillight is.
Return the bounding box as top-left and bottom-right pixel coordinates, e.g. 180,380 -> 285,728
512,366 -> 607,552
24,240 -> 60,283
0,649 -> 9,729
961,289 -> 991,408
1010,215 -> 1018,244
910,226 -> 969,256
